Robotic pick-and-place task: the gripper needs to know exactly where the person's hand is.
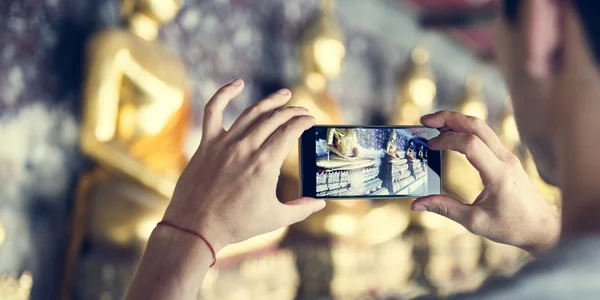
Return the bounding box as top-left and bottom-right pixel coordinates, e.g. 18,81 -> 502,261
412,111 -> 560,256
162,79 -> 326,252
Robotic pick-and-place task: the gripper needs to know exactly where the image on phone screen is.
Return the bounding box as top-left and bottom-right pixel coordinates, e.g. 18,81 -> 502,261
299,126 -> 441,199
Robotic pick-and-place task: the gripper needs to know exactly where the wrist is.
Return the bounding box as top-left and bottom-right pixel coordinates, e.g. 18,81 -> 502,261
151,225 -> 216,263
522,212 -> 561,257
162,208 -> 231,254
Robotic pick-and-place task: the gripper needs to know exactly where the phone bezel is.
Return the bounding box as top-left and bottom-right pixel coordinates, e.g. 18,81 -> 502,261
299,125 -> 442,199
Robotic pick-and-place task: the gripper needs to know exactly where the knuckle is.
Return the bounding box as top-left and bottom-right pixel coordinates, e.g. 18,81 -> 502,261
250,153 -> 272,174
505,153 -> 522,168
227,142 -> 246,162
436,203 -> 450,217
256,152 -> 271,165
204,102 -> 218,116
464,134 -> 480,152
252,99 -> 273,114
440,110 -> 452,118
466,209 -> 485,231
466,116 -> 484,130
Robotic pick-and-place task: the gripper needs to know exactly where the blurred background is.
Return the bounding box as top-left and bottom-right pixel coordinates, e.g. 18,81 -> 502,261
0,0 -> 561,299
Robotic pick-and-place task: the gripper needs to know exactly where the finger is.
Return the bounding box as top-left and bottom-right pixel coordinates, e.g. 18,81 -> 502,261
280,197 -> 326,224
201,79 -> 244,144
429,131 -> 503,182
226,89 -> 292,142
245,106 -> 311,148
260,115 -> 315,165
412,195 -> 473,229
421,111 -> 510,159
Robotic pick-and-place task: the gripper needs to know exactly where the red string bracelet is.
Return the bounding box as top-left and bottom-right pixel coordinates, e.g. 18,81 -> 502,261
156,220 -> 217,267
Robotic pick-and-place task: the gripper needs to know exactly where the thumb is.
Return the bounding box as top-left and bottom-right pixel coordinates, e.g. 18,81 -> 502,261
412,195 -> 472,226
281,197 -> 326,224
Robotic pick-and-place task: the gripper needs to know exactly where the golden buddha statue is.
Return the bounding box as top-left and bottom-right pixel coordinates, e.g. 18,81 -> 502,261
388,42 -> 438,227
523,150 -> 562,208
328,128 -> 359,158
497,99 -> 561,208
409,72 -> 488,291
497,100 -> 520,153
62,1 -> 284,298
392,43 -> 437,125
277,1 -> 409,243
281,0 -> 346,180
444,72 -> 488,202
386,130 -> 403,161
315,128 -> 376,171
484,101 -> 528,273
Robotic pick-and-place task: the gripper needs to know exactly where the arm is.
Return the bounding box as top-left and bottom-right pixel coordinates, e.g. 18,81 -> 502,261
81,34 -> 176,198
412,111 -> 560,256
123,225 -> 215,300
124,80 -> 325,300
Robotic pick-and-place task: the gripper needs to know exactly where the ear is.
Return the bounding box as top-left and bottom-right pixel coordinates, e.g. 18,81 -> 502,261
521,0 -> 562,78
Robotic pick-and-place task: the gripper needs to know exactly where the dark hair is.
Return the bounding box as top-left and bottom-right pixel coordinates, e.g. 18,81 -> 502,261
503,0 -> 600,62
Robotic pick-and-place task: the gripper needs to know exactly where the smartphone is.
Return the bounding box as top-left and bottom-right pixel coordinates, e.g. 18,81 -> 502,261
299,126 -> 442,199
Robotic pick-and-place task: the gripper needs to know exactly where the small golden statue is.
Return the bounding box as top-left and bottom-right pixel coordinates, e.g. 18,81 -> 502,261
62,1 -> 284,298
386,130 -> 403,161
392,43 -> 437,125
0,272 -> 33,300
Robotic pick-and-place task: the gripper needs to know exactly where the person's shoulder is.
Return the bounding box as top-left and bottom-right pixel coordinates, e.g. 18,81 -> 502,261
453,235 -> 600,300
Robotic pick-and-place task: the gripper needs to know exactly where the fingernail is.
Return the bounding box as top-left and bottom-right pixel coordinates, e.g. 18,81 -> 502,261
230,78 -> 243,86
276,89 -> 290,95
421,113 -> 434,120
412,204 -> 428,212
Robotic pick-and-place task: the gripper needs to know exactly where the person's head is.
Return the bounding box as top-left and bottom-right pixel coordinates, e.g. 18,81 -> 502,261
496,0 -> 600,186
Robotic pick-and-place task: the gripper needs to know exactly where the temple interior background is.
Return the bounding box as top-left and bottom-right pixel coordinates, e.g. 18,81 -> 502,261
0,0 -> 561,299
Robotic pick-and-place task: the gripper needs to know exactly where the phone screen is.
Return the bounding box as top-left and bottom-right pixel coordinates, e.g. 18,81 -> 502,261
299,126 -> 441,199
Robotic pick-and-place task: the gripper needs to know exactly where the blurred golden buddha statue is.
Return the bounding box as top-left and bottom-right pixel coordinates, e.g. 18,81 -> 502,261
281,0 -> 345,180
497,100 -> 520,153
279,0 -> 408,245
496,99 -> 561,208
62,0 -> 284,298
484,101 -> 528,272
444,72 -> 488,203
409,72 -> 488,291
388,42 -> 438,226
392,43 -> 437,125
523,150 -> 562,208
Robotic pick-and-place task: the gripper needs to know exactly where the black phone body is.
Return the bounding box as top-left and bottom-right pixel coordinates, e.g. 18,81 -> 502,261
299,125 -> 442,199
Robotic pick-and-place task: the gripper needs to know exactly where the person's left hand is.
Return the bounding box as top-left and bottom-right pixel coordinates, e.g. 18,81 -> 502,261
162,79 -> 326,252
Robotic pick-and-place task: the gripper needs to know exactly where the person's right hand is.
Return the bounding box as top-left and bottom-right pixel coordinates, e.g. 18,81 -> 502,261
412,111 -> 560,256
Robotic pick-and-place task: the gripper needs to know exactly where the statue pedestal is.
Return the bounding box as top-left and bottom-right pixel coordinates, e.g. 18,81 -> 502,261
315,158 -> 385,197
381,157 -> 428,195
